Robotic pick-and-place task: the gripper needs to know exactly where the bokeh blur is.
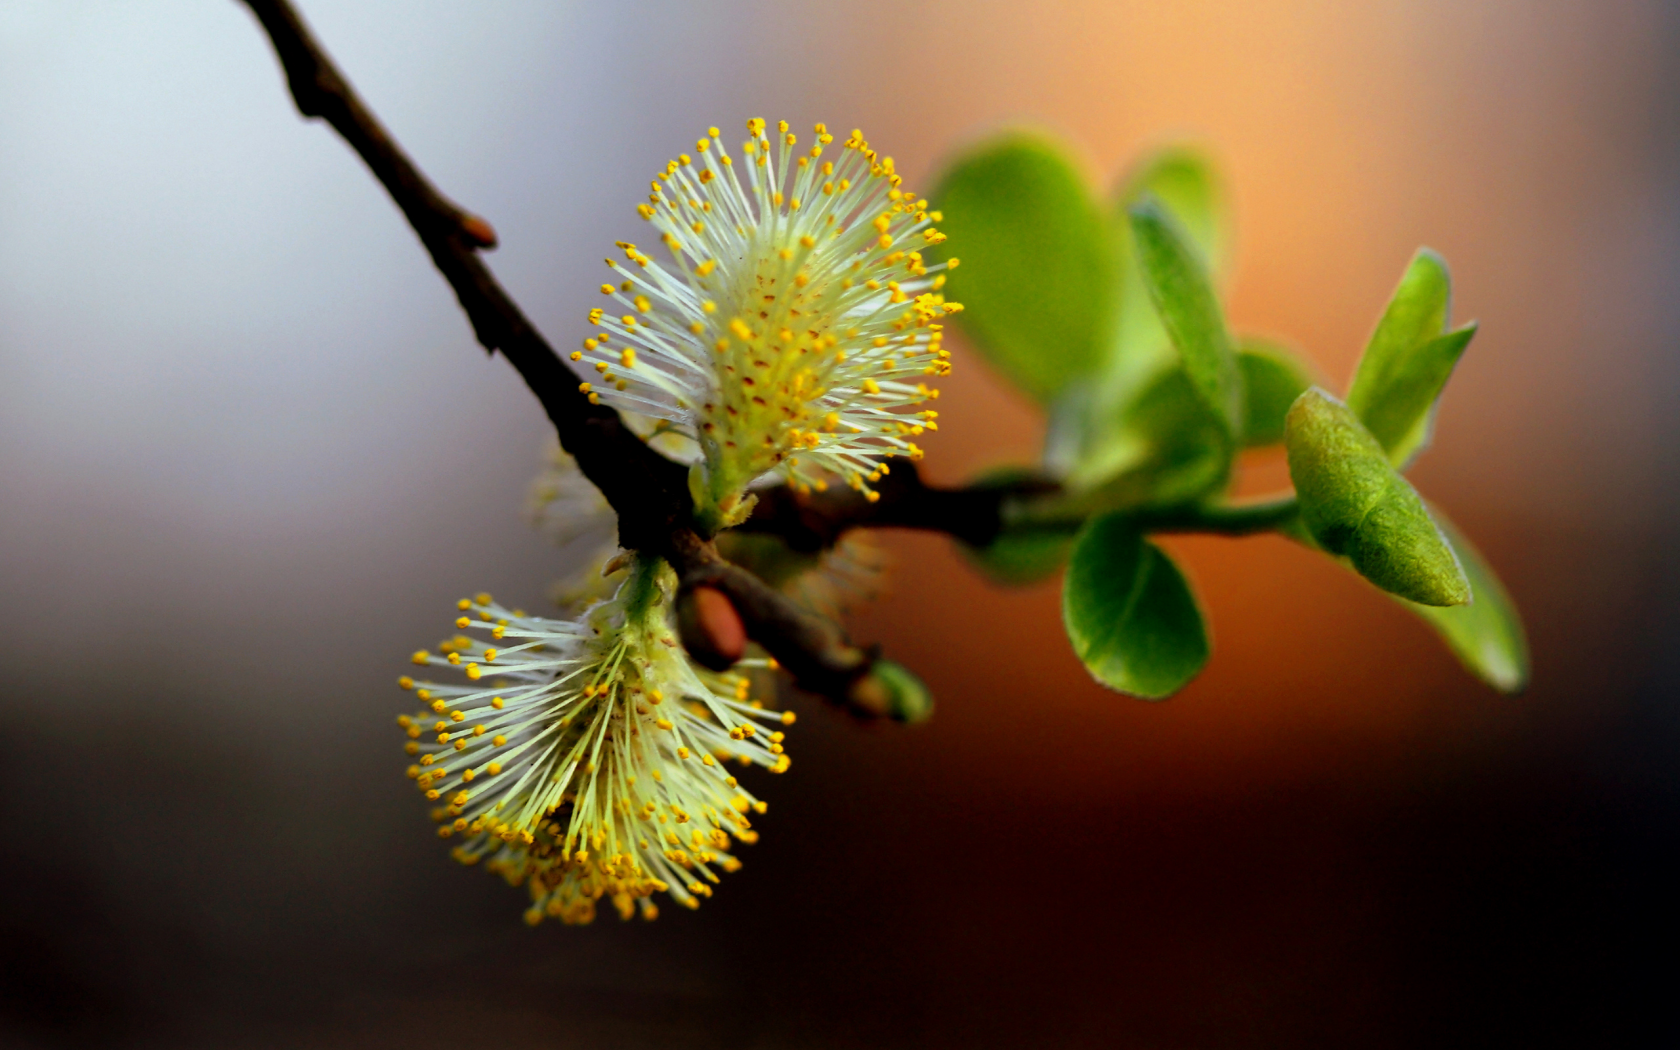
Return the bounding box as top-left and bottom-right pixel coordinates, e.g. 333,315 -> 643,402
2,1 -> 1676,1046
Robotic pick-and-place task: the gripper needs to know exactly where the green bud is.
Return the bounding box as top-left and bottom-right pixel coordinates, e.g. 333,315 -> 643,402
848,660 -> 934,723
1285,388 -> 1469,607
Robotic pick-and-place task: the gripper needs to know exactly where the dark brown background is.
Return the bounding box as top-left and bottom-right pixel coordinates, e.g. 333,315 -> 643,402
1,2 -> 1675,1046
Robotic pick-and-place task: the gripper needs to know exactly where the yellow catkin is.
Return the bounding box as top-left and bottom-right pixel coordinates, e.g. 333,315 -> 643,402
397,572 -> 790,926
579,119 -> 958,505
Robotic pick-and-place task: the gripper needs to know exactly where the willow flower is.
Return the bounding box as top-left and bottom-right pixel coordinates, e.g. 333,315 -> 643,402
397,556 -> 791,925
572,119 -> 962,529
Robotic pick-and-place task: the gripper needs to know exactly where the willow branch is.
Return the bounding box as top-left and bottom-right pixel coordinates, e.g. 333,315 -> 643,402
238,0 -> 895,704
238,0 -> 1295,712
736,465 -> 1027,551
1134,494 -> 1300,535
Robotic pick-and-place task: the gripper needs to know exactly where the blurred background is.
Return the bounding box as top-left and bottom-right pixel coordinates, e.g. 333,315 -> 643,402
1,1 -> 1676,1046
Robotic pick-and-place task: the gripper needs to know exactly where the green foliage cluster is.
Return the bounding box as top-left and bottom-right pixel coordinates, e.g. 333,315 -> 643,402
931,133 -> 1528,698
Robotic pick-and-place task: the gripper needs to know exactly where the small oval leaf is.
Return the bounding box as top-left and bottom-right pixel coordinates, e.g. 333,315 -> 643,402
1043,150 -> 1233,493
933,133 -> 1117,403
1354,249 -> 1452,379
1063,512 -> 1210,699
1128,197 -> 1242,438
1281,500 -> 1531,694
1358,323 -> 1476,468
1285,388 -> 1469,606
1112,148 -> 1229,278
1402,506 -> 1531,693
1347,249 -> 1474,466
1104,148 -> 1229,378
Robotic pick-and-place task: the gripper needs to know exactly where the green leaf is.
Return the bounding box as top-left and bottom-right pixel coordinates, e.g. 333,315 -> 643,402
1237,336 -> 1319,447
1107,149 -> 1228,380
1070,366 -> 1232,509
1347,249 -> 1474,466
932,133 -> 1117,403
1285,388 -> 1469,606
1113,147 -> 1229,279
1063,512 -> 1209,698
1357,323 -> 1476,467
1040,149 -> 1230,492
1401,507 -> 1530,693
961,525 -> 1078,586
1280,500 -> 1530,694
1356,249 -> 1452,373
1128,197 -> 1242,437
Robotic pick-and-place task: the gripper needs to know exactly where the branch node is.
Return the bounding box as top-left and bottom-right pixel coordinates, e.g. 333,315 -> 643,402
459,213 -> 498,250
677,585 -> 746,672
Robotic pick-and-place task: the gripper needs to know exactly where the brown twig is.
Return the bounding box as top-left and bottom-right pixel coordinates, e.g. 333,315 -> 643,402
238,0 -> 1001,711
668,532 -> 872,696
737,466 -> 1041,551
